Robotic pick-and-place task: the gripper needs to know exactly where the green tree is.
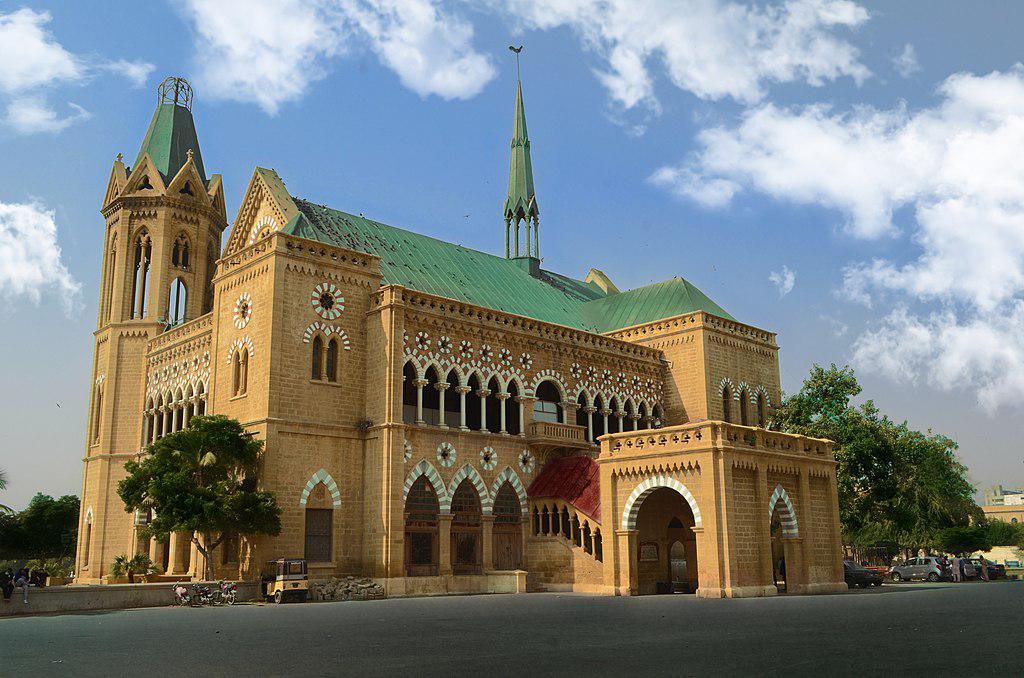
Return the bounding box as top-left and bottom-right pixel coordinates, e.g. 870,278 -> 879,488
935,525 -> 991,556
118,415 -> 281,580
773,364 -> 978,551
0,493 -> 79,559
984,519 -> 1024,547
110,553 -> 160,583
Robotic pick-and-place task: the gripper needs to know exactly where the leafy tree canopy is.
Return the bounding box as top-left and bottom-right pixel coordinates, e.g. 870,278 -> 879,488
772,364 -> 979,551
0,493 -> 79,560
936,525 -> 991,556
118,415 -> 281,579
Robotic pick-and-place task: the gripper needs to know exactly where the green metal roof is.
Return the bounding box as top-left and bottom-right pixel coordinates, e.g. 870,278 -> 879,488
287,195 -> 733,332
134,102 -> 206,183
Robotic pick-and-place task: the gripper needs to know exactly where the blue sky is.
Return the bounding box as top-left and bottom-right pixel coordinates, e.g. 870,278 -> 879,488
1,0 -> 1022,509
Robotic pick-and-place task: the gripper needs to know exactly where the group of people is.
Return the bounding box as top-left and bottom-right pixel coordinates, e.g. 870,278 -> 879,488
1,568 -> 32,604
943,555 -> 991,582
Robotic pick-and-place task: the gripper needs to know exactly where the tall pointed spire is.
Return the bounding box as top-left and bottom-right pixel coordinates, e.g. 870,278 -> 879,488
134,77 -> 206,184
504,46 -> 540,259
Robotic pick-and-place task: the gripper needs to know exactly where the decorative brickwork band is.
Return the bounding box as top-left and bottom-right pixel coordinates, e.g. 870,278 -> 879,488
768,484 -> 799,538
299,469 -> 341,507
621,475 -> 702,530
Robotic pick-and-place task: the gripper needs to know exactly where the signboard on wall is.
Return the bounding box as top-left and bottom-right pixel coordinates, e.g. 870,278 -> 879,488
639,542 -> 659,562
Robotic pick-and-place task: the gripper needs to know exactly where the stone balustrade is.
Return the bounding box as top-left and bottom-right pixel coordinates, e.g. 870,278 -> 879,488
600,420 -> 833,460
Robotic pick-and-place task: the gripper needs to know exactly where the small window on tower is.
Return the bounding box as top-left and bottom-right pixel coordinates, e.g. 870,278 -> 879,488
180,181 -> 194,196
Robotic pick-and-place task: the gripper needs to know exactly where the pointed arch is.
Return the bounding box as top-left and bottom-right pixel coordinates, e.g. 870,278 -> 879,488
447,463 -> 491,514
491,466 -> 528,514
621,475 -> 702,530
769,484 -> 799,538
530,372 -> 569,401
403,459 -> 447,511
299,469 -> 341,507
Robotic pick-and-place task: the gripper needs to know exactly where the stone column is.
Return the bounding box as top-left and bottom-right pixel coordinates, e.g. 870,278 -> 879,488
413,378 -> 428,424
615,529 -> 639,595
482,515 -> 495,570
631,414 -> 641,431
166,532 -> 184,575
562,401 -> 578,426
439,515 -> 454,576
141,411 -> 150,448
497,392 -> 510,434
477,389 -> 490,431
755,465 -> 776,594
615,411 -> 625,433
600,408 -> 610,435
435,381 -> 450,429
584,406 -> 596,442
162,406 -> 172,438
519,396 -> 536,435
456,386 -> 471,431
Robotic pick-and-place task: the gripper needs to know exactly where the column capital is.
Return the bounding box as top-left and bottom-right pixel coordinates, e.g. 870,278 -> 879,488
583,406 -> 597,414
413,378 -> 429,388
455,385 -> 473,395
599,408 -> 612,416
495,392 -> 512,401
434,381 -> 451,391
476,389 -> 491,398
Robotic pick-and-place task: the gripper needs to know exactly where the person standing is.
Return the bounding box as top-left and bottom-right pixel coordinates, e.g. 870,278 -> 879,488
951,556 -> 961,583
979,556 -> 990,582
14,567 -> 29,604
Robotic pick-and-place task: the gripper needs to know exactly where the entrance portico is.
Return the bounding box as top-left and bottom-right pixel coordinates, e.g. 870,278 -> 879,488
599,421 -> 847,598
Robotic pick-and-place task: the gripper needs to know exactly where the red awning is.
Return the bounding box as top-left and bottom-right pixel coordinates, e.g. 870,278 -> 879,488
527,455 -> 601,522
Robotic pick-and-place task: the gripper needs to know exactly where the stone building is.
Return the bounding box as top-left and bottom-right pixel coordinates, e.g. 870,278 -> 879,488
77,75 -> 845,598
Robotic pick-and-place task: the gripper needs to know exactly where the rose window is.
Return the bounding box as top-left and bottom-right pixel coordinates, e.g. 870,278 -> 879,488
480,344 -> 494,362
458,340 -> 473,360
518,450 -> 536,474
436,442 -> 457,468
403,439 -> 414,463
479,446 -> 497,471
310,282 -> 344,320
438,336 -> 452,354
569,363 -> 582,380
233,292 -> 253,329
498,348 -> 512,365
519,353 -> 533,370
415,331 -> 431,351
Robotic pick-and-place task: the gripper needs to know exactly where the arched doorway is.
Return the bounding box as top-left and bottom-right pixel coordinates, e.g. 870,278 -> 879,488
450,478 -> 482,574
492,482 -> 523,570
633,487 -> 699,595
769,485 -> 800,592
405,476 -> 439,576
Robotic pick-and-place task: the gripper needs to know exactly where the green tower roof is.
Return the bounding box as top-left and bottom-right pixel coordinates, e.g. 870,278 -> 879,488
133,101 -> 206,184
503,80 -> 538,224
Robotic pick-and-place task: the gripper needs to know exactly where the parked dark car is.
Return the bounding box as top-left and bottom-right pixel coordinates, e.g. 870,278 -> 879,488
967,558 -> 1003,580
844,560 -> 883,588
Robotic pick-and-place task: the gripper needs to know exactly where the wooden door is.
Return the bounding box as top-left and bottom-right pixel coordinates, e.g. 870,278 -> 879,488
493,530 -> 521,571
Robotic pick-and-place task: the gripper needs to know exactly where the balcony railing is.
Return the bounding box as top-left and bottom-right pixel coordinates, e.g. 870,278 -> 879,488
527,421 -> 591,451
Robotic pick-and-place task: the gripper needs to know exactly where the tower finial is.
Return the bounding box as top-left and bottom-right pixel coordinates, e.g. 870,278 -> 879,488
503,46 -> 539,260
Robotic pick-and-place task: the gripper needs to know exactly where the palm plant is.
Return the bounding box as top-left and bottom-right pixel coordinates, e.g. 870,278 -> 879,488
0,469 -> 11,513
110,553 -> 159,583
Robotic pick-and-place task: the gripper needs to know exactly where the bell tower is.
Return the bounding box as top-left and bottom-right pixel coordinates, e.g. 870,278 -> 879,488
78,76 -> 227,581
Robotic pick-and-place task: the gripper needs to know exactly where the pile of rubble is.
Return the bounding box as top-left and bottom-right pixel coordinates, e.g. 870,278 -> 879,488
309,577 -> 385,602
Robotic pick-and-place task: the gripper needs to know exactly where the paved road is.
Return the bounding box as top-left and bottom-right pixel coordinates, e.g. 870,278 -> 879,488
2,581 -> 1021,676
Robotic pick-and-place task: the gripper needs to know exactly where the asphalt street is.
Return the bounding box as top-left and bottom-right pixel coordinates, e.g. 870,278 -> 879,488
2,581 -> 1021,677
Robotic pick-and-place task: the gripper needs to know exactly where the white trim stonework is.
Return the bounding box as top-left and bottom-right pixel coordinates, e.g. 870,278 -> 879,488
621,475 -> 702,530
299,469 -> 342,508
768,484 -> 799,538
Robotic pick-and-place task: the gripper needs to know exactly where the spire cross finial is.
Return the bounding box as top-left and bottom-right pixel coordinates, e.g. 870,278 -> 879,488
508,45 -> 523,81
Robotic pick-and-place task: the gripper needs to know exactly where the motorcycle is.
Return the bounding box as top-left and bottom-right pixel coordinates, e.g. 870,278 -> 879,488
192,582 -> 217,606
217,580 -> 238,605
172,583 -> 192,607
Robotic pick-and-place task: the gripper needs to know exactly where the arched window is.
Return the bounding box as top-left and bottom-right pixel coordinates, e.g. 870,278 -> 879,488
451,479 -> 482,574
326,338 -> 338,383
638,402 -> 649,430
233,349 -> 248,396
1012,518 -> 1018,524
583,522 -> 593,554
541,505 -> 550,534
204,248 -> 216,313
593,395 -> 607,439
757,392 -> 767,427
311,336 -> 323,380
103,233 -> 117,323
576,393 -> 589,439
722,386 -> 732,423
532,506 -> 540,536
303,481 -> 334,563
91,384 -> 103,444
168,278 -> 187,326
608,397 -> 621,434
138,174 -> 153,190
486,376 -> 502,433
422,366 -> 440,426
492,482 -> 523,570
81,513 -> 93,567
624,401 -> 636,432
402,362 -> 418,424
443,370 -> 460,428
180,181 -> 194,197
405,476 -> 439,576
171,233 -> 190,269
466,374 -> 483,431
506,381 -> 521,435
594,528 -> 603,561
533,381 -> 562,424
561,507 -> 571,538
130,230 -> 151,319
739,389 -> 749,426
195,381 -> 206,416
652,404 -> 664,428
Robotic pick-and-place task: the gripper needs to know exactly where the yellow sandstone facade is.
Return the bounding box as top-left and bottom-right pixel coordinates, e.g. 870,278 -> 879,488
76,77 -> 845,598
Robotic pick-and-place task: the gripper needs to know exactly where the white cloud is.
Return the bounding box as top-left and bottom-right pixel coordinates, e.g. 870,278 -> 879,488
894,43 -> 920,79
655,66 -> 1024,408
181,0 -> 495,114
4,98 -> 90,134
498,0 -> 870,110
0,8 -> 155,135
769,266 -> 796,297
0,201 -> 81,313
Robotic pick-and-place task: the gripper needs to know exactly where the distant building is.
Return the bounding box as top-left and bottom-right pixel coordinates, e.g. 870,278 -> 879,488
982,505 -> 1024,525
76,76 -> 845,598
983,485 -> 1024,506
